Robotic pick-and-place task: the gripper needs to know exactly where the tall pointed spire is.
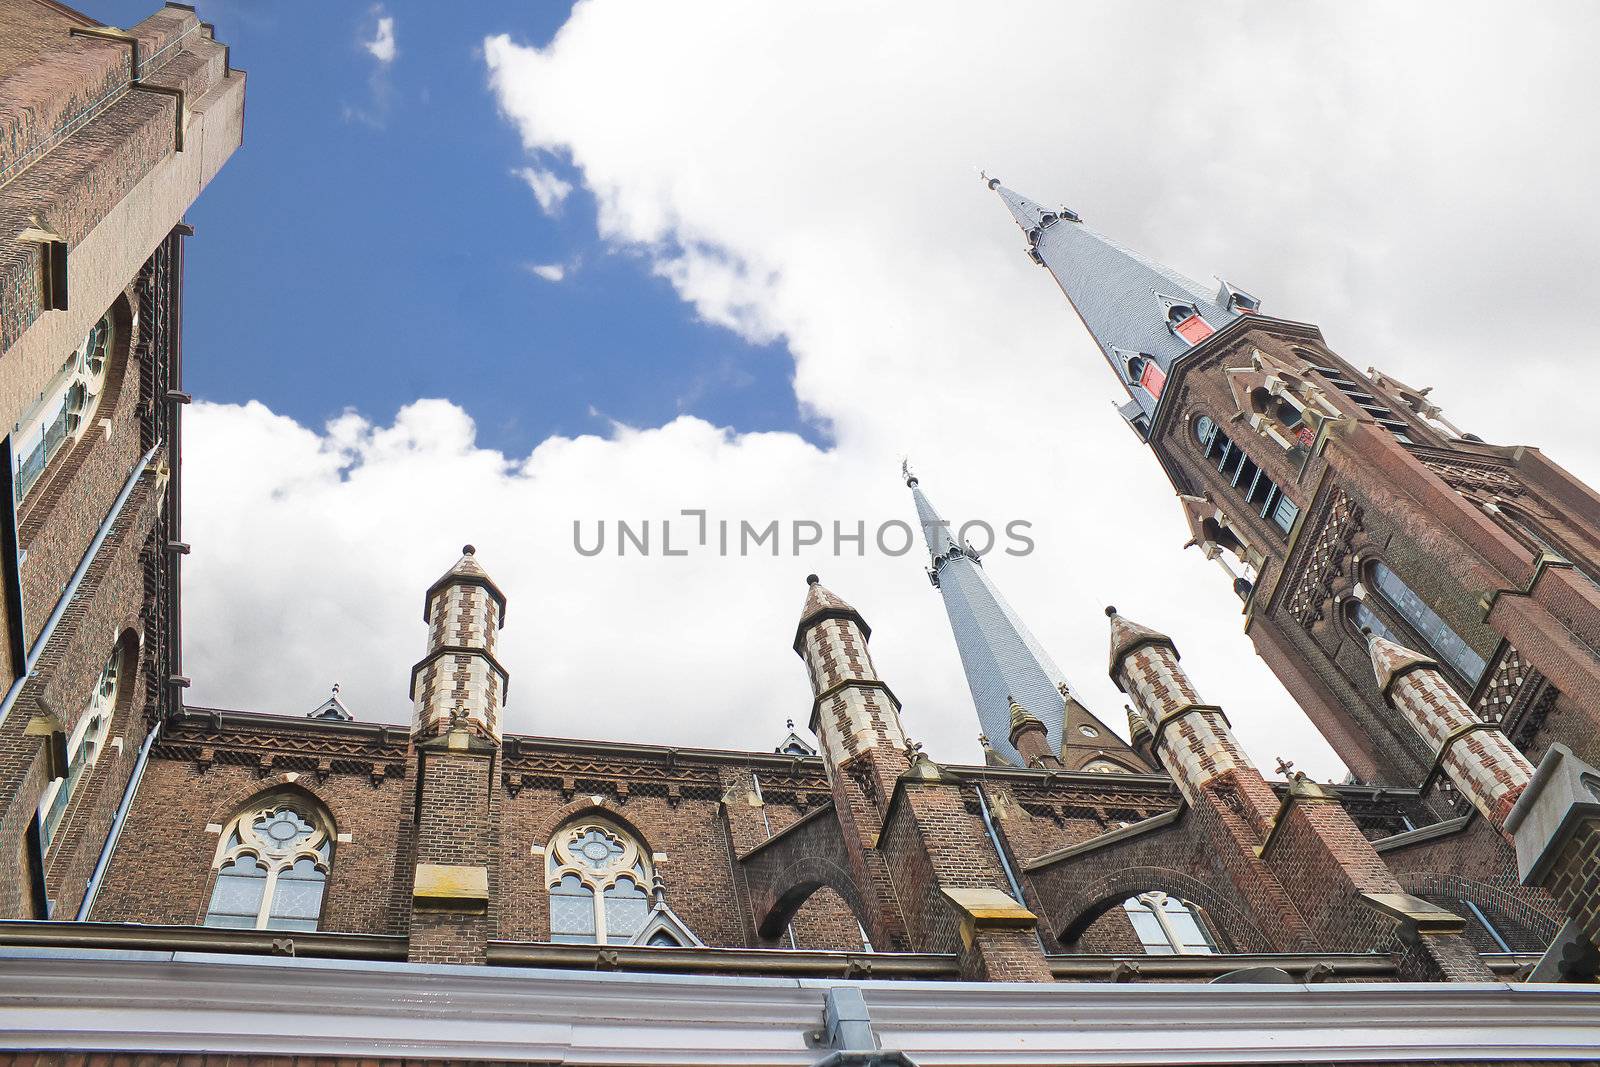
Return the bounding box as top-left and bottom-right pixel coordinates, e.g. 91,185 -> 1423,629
986,175 -> 1257,436
906,465 -> 1143,771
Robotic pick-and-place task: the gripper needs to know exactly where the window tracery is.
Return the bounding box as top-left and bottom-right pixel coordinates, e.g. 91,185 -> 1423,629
546,819 -> 652,945
204,797 -> 332,931
1122,891 -> 1216,954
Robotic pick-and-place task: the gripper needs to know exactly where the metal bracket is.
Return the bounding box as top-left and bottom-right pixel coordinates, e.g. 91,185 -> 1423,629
810,987 -> 918,1066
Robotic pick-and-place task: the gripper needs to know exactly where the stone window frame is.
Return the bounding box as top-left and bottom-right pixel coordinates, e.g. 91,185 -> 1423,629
37,642 -> 124,854
13,307 -> 118,504
1121,890 -> 1218,955
1189,409 -> 1300,537
544,816 -> 654,945
203,792 -> 334,931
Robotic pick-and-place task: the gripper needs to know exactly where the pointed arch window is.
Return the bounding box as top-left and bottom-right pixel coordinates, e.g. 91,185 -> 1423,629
1367,561 -> 1487,687
205,797 -> 332,930
1123,891 -> 1216,955
14,311 -> 115,500
38,646 -> 121,852
546,819 -> 653,945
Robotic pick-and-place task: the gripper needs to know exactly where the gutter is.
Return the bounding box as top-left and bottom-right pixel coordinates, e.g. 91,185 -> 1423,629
0,442 -> 159,727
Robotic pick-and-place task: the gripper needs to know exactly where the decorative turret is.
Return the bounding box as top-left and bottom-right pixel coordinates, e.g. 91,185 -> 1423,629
907,465 -> 1139,769
1007,695 -> 1060,769
986,175 -> 1255,437
410,545 -> 509,743
794,574 -> 909,810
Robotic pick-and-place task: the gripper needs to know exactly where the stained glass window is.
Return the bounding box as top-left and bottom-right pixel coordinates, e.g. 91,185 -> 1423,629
546,819 -> 660,946
205,798 -> 332,931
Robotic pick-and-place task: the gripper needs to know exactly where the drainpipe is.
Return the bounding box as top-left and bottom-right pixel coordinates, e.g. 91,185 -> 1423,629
76,716 -> 160,919
974,780 -> 1042,948
0,443 -> 159,726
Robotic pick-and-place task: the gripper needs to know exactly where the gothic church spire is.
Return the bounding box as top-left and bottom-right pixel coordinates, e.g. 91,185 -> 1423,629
905,465 -> 1141,771
986,175 -> 1258,436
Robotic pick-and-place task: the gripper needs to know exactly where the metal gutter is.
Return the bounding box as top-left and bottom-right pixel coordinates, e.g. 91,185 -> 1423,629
485,940 -> 958,978
0,442 -> 159,727
0,919 -> 406,960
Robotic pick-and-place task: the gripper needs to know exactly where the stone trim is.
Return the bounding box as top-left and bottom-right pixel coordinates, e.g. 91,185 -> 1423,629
1371,815 -> 1473,853
1023,807 -> 1183,872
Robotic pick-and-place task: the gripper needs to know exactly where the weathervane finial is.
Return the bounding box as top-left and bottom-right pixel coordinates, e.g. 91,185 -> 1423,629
979,169 -> 1000,190
901,457 -> 918,487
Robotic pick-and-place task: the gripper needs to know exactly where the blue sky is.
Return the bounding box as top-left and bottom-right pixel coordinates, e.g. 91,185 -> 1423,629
86,1 -> 808,455
75,1 -> 1600,779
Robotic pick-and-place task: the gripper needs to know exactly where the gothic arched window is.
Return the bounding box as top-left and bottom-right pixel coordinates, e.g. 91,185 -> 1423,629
37,645 -> 122,852
1123,891 -> 1216,955
1367,561 -> 1487,687
205,797 -> 332,931
546,819 -> 652,945
14,311 -> 115,500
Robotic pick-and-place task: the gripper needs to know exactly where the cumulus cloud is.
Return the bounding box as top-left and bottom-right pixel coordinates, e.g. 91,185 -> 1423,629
514,165 -> 574,215
362,13 -> 396,64
186,2 -> 1600,781
525,262 -> 566,282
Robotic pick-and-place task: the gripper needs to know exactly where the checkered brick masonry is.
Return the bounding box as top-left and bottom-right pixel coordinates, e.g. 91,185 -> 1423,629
411,547 -> 507,742
1110,607 -> 1493,979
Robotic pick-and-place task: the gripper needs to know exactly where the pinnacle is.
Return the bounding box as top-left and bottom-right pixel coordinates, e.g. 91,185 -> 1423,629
1106,606 -> 1175,680
793,574 -> 871,652
1365,629 -> 1439,698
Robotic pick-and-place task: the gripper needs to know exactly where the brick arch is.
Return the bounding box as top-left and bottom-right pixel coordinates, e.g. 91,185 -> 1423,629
752,854 -> 870,943
524,797 -> 660,860
1055,865 -> 1272,953
1399,871 -> 1562,953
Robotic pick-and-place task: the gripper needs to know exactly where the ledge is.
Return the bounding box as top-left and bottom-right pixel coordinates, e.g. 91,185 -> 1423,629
1024,807 -> 1182,871
485,940 -> 958,978
0,920 -> 406,961
1047,951 -> 1394,981
1372,815 -> 1473,853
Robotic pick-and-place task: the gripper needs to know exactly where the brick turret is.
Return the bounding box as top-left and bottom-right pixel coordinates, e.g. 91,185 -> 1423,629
1368,630 -> 1600,959
405,546 -> 508,963
410,545 -> 508,743
1008,696 -> 1061,769
1109,607 -> 1492,980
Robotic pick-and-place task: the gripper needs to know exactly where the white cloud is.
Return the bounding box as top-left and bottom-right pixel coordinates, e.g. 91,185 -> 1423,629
185,2 -> 1600,784
514,165 -> 573,215
363,13 -> 396,65
525,262 -> 566,282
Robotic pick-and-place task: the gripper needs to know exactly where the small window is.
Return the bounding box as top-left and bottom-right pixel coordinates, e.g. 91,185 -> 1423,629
1123,891 -> 1216,955
205,798 -> 332,931
1078,724 -> 1099,738
38,647 -> 121,852
1082,759 -> 1128,774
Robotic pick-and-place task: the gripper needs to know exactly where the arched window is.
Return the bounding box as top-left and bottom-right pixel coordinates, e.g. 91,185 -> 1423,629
14,311 -> 115,499
1082,758 -> 1131,774
1123,891 -> 1216,955
1367,561 -> 1487,686
1192,415 -> 1299,535
205,797 -> 332,931
37,646 -> 121,852
546,819 -> 655,945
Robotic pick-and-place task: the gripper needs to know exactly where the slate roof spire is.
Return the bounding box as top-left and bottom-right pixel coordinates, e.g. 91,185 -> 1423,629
986,175 -> 1257,436
907,465 -> 1139,771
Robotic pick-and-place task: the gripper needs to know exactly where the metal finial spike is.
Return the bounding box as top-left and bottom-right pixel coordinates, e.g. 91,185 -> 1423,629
462,544 -> 476,556
331,682 -> 341,695
786,718 -> 794,731
980,169 -> 1000,190
806,573 -> 820,586
1104,605 -> 1118,617
901,456 -> 917,487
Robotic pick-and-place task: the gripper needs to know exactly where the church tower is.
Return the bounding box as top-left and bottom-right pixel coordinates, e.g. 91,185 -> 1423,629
988,176 -> 1600,789
906,466 -> 1145,772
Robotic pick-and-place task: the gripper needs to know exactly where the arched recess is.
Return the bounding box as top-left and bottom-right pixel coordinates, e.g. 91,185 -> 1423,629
1398,872 -> 1561,954
1055,866 -> 1271,954
17,293 -> 135,528
754,855 -> 871,944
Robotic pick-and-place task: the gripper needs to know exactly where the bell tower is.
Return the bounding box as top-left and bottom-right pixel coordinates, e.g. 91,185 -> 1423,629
988,176 -> 1600,790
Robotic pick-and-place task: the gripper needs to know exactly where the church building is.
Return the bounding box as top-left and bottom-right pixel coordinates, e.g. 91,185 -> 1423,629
1,3 -> 1599,1064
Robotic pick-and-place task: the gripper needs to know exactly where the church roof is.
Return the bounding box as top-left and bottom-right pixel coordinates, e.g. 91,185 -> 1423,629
988,177 -> 1253,433
793,573 -> 871,652
423,544 -> 507,622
